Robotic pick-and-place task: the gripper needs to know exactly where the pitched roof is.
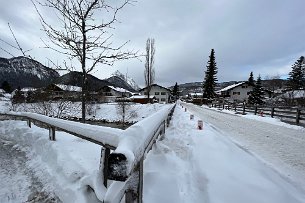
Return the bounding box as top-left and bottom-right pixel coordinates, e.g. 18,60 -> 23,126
219,82 -> 248,92
139,84 -> 171,92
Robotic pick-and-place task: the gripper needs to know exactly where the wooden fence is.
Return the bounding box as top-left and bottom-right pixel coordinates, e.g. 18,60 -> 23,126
0,104 -> 176,203
210,103 -> 305,125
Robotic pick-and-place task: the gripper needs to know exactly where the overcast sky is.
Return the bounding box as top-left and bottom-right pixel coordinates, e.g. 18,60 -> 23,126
1,0 -> 305,87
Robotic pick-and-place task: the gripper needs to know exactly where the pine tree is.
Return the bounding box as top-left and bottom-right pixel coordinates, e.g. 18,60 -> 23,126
172,82 -> 179,100
203,49 -> 218,99
1,81 -> 12,93
248,71 -> 255,86
248,75 -> 264,105
287,56 -> 305,90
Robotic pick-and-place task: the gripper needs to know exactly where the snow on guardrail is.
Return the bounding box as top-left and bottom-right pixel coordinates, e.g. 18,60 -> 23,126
2,112 -> 122,149
108,104 -> 175,181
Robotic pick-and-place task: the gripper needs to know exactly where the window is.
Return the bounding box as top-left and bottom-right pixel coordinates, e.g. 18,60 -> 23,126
161,98 -> 166,101
161,92 -> 166,95
144,92 -> 148,95
155,92 -> 160,95
233,92 -> 240,95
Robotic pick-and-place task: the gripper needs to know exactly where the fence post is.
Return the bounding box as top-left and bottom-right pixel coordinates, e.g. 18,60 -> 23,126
254,106 -> 258,115
49,126 -> 55,141
27,119 -> 31,128
271,107 -> 275,118
242,104 -> 246,115
296,108 -> 300,125
100,147 -> 110,187
125,157 -> 144,203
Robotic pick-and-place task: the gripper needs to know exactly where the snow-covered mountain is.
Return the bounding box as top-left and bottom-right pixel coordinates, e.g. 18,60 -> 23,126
111,70 -> 140,91
0,56 -> 59,89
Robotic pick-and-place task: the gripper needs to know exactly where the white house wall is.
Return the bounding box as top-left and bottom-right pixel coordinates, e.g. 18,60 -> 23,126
140,86 -> 170,103
229,85 -> 253,102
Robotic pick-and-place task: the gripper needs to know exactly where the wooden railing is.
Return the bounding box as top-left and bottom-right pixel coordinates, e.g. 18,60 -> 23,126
0,103 -> 176,203
210,103 -> 305,125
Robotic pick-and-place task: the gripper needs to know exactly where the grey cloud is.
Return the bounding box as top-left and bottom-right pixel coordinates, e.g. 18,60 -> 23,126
1,0 -> 305,87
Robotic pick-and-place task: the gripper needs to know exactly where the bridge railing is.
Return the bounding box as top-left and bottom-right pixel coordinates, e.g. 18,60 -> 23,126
0,103 -> 176,203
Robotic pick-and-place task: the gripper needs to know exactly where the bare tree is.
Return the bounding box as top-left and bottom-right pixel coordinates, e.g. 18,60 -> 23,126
32,0 -> 138,122
144,38 -> 155,103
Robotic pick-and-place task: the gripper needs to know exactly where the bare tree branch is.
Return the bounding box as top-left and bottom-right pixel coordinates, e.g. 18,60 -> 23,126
32,0 -> 139,122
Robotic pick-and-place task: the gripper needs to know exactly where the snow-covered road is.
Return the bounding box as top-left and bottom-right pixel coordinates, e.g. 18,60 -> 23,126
144,103 -> 305,203
183,102 -> 305,190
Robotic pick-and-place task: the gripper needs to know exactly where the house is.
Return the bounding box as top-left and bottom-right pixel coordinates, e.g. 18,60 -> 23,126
97,85 -> 133,103
218,82 -> 254,102
139,84 -> 172,103
44,84 -> 82,101
130,95 -> 156,104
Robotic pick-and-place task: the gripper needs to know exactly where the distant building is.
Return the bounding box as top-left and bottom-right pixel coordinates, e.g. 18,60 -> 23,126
217,82 -> 254,102
139,84 -> 172,103
130,95 -> 156,104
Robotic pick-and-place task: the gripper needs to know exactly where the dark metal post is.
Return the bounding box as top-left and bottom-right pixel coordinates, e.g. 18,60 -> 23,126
271,107 -> 275,118
242,104 -> 246,115
125,157 -> 144,203
100,147 -> 110,187
296,108 -> 300,125
254,106 -> 258,115
27,119 -> 31,128
49,126 -> 55,141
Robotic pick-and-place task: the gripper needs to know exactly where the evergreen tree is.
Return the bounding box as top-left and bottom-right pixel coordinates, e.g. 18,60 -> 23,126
203,49 -> 218,99
287,56 -> 305,90
1,81 -> 12,93
248,71 -> 255,86
248,75 -> 264,105
172,82 -> 179,100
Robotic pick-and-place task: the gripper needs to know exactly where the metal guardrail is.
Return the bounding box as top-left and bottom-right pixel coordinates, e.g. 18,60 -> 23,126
0,103 -> 176,203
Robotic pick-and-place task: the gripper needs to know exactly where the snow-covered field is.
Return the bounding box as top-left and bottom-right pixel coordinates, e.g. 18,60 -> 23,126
1,99 -> 305,202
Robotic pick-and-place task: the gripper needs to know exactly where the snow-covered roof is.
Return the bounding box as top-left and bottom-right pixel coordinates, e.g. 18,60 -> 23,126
109,86 -> 132,94
20,87 -> 37,92
55,84 -> 82,92
219,82 -> 247,92
130,95 -> 155,99
139,84 -> 171,92
189,93 -> 203,96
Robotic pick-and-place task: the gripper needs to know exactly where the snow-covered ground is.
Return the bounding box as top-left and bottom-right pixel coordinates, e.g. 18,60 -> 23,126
1,99 -> 305,202
4,101 -> 166,123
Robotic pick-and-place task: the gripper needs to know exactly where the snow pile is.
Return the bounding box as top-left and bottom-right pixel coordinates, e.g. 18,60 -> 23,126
1,101 -> 305,202
144,104 -> 305,203
114,104 -> 174,174
0,120 -> 103,202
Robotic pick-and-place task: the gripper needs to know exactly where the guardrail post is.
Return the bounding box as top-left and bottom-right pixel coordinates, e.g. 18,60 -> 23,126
254,106 -> 258,115
27,119 -> 31,128
242,104 -> 246,115
49,126 -> 55,141
271,107 -> 275,118
125,157 -> 144,203
100,147 -> 110,187
296,108 -> 300,125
